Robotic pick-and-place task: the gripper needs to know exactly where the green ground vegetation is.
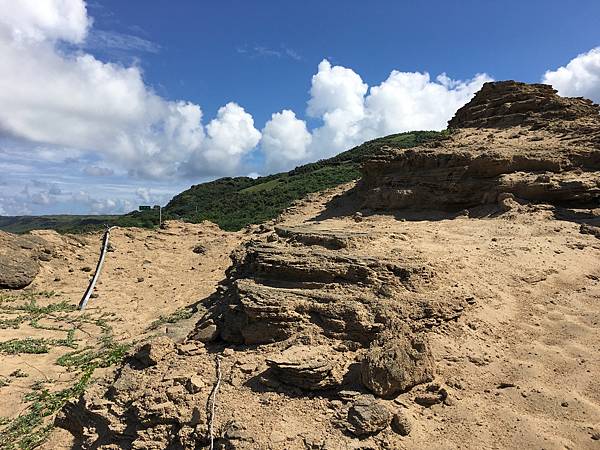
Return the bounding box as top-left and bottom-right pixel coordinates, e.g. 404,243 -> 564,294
0,291 -> 130,450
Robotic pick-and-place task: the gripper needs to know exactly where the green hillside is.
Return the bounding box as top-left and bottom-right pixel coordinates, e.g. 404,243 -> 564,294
0,212 -> 159,234
164,130 -> 447,230
0,130 -> 447,234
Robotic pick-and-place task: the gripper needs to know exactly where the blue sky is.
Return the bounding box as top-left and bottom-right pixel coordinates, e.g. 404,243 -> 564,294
0,0 -> 599,215
90,0 -> 600,124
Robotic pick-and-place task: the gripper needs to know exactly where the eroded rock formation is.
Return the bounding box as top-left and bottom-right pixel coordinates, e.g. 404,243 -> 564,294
448,80 -> 600,130
58,223 -> 469,449
359,81 -> 600,211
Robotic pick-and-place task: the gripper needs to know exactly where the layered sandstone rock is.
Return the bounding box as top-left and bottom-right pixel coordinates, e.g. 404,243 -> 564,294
359,81 -> 600,212
448,80 -> 600,130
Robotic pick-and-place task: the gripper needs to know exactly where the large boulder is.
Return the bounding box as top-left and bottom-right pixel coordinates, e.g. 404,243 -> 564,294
0,252 -> 39,289
0,231 -> 48,289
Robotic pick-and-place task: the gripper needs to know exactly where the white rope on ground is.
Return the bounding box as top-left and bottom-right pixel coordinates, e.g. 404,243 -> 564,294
78,225 -> 115,310
208,354 -> 223,450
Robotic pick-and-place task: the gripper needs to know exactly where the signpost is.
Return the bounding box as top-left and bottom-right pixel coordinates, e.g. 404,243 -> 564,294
153,205 -> 162,226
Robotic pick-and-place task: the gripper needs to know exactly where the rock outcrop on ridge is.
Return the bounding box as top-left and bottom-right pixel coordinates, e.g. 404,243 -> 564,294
359,80 -> 600,211
448,80 -> 600,130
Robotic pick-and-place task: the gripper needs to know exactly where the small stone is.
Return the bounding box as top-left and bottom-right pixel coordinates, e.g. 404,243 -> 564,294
190,320 -> 218,343
591,431 -> 600,440
346,396 -> 391,437
38,252 -> 52,261
177,342 -> 203,356
224,421 -> 253,442
54,277 -> 61,282
414,392 -> 443,407
132,336 -> 175,368
238,363 -> 256,374
561,401 -> 569,407
391,411 -> 412,436
192,244 -> 207,255
90,293 -> 99,298
81,266 -> 93,272
137,277 -> 144,282
468,355 -> 488,366
186,375 -> 204,394
443,396 -> 456,406
338,390 -> 362,402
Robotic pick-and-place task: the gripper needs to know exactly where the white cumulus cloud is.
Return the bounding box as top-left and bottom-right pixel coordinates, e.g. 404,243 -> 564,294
261,110 -> 312,172
364,71 -> 492,136
0,0 -> 260,181
260,60 -> 491,172
543,47 -> 600,102
185,103 -> 261,176
0,0 -> 90,43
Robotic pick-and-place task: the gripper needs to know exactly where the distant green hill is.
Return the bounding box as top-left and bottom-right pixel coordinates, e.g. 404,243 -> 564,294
0,130 -> 447,234
0,213 -> 158,234
163,130 -> 447,230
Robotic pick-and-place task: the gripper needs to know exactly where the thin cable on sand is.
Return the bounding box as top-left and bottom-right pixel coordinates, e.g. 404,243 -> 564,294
208,354 -> 223,450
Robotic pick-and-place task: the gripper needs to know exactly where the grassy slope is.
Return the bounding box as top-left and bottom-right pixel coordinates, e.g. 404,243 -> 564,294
164,130 -> 447,230
0,130 -> 447,234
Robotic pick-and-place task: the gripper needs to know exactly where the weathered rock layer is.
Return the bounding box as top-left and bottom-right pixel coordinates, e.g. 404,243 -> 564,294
448,80 -> 600,130
359,81 -> 600,211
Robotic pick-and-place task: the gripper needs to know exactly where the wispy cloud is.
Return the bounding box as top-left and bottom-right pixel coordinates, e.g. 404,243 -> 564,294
237,44 -> 302,61
83,165 -> 115,177
84,29 -> 161,53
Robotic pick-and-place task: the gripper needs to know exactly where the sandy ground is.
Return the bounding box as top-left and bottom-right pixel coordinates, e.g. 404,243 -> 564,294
279,186 -> 600,448
2,185 -> 600,449
0,220 -> 241,425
